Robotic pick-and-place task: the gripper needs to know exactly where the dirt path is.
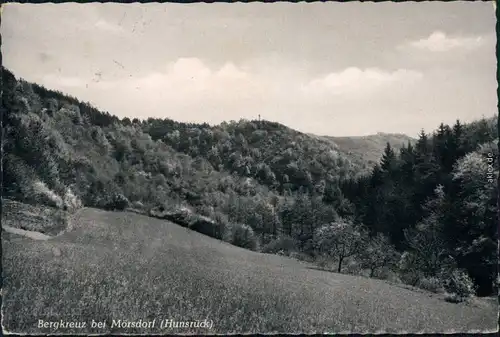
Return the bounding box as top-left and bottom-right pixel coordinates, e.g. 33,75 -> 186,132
2,225 -> 52,240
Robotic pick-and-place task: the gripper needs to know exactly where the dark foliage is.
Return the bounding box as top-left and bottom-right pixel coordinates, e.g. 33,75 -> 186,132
341,117 -> 498,296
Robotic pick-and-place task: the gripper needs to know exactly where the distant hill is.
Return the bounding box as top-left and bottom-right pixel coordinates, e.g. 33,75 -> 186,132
319,133 -> 416,167
321,117 -> 496,168
324,116 -> 497,168
143,118 -> 372,193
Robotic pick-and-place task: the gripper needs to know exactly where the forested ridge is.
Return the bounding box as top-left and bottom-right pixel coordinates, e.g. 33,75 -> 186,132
322,132 -> 416,166
2,66 -> 498,299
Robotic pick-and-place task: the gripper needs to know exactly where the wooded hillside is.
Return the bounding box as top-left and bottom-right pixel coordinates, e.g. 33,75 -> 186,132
2,66 -> 497,297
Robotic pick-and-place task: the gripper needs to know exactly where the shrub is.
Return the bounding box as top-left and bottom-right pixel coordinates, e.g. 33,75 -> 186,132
257,233 -> 277,247
189,214 -> 225,240
343,258 -> 364,276
213,211 -> 229,227
131,201 -> 145,210
442,269 -> 476,302
493,274 -> 499,294
212,211 -> 229,239
398,251 -> 424,286
149,205 -> 226,240
225,223 -> 258,251
444,293 -> 463,303
378,268 -> 402,283
261,235 -> 298,254
288,251 -> 313,262
315,255 -> 335,271
418,277 -> 444,294
105,193 -> 129,211
63,187 -> 83,212
32,180 -> 63,208
150,205 -> 194,226
197,205 -> 215,218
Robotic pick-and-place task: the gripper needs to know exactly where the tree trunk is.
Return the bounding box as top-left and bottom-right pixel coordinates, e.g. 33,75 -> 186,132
337,257 -> 343,273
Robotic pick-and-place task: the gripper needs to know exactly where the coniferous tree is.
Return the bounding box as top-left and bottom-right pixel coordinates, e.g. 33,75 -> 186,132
380,142 -> 397,173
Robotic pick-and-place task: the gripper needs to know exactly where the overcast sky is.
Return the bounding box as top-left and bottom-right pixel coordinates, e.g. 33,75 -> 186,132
2,2 -> 497,136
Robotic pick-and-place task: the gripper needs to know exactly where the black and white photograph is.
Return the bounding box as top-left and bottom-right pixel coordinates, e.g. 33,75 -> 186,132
1,1 -> 498,334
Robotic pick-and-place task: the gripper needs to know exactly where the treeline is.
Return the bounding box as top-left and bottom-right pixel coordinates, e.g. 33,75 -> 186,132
141,117 -> 370,193
341,119 -> 498,296
2,66 -> 497,299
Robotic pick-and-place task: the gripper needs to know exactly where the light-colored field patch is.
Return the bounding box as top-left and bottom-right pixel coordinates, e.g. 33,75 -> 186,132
2,225 -> 52,241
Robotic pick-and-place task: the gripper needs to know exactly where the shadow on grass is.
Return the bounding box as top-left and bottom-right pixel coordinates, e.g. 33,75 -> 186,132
306,266 -> 444,300
306,266 -> 337,273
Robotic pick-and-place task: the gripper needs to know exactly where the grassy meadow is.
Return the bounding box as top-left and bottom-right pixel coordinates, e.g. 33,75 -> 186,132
2,207 -> 497,334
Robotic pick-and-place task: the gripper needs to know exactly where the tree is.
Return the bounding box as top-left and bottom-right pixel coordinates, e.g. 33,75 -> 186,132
122,117 -> 132,126
278,195 -> 295,237
443,269 -> 477,303
314,179 -> 326,196
359,232 -> 400,278
412,130 -> 441,221
359,165 -> 386,235
313,220 -> 362,273
226,223 -> 258,250
449,151 -> 498,295
403,185 -> 454,278
380,142 -> 397,173
451,119 -> 466,159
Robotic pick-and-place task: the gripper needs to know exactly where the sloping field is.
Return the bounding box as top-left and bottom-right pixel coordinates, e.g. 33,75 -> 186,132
2,208 -> 497,334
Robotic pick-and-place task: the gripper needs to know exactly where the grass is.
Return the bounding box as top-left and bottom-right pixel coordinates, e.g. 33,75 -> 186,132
2,207 -> 498,334
2,199 -> 69,235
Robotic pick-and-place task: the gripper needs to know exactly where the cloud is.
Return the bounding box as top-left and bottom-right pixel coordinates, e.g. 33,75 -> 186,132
42,58 -> 254,92
402,31 -> 485,52
125,58 -> 257,100
302,67 -> 423,97
39,61 -> 425,129
42,74 -> 86,88
40,58 -> 263,115
94,19 -> 125,34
